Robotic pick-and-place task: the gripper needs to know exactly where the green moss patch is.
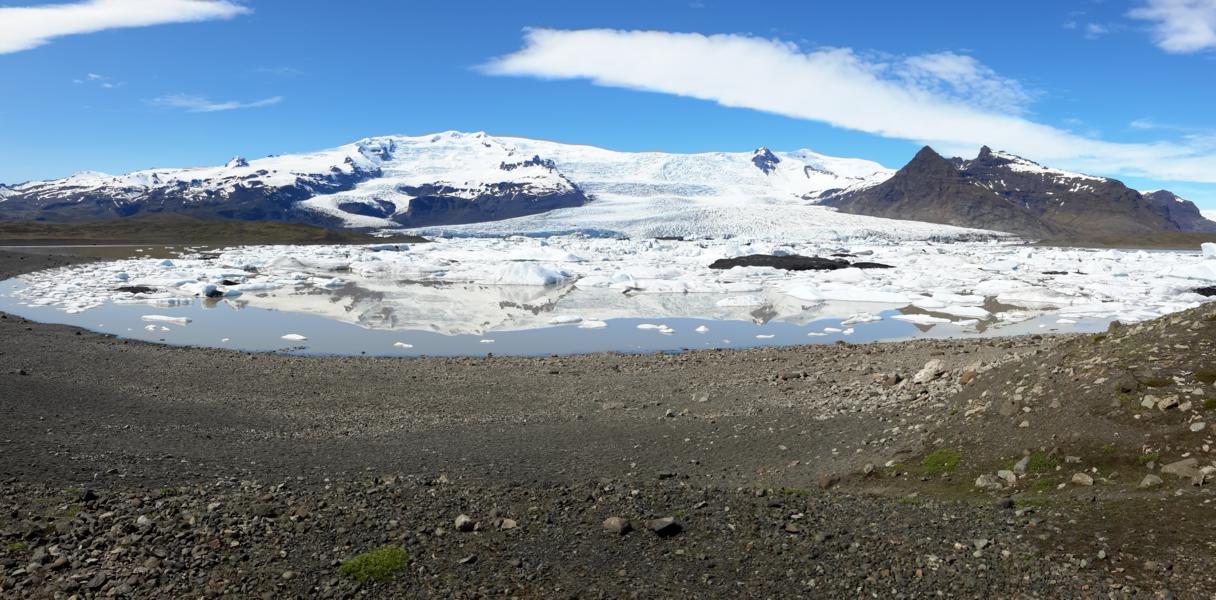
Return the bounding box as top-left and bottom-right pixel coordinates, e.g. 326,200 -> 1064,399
921,449 -> 961,475
339,545 -> 410,583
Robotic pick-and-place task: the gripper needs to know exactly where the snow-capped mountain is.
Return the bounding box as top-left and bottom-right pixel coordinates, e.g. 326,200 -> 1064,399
2,132 -> 1208,241
821,145 -> 1215,238
0,131 -> 890,231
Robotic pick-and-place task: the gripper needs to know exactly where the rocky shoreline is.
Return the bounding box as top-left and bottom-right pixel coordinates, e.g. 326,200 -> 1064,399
2,248 -> 1215,598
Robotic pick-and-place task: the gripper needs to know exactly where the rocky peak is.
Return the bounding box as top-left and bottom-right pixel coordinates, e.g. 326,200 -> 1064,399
751,147 -> 780,174
226,156 -> 249,169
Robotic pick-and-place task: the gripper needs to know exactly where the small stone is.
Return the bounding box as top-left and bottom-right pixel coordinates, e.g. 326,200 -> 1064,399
281,571 -> 295,580
457,554 -> 477,565
817,473 -> 839,490
913,360 -> 944,384
1158,396 -> 1179,411
996,470 -> 1017,486
602,517 -> 632,535
454,514 -> 476,532
1071,472 -> 1094,486
1161,458 -> 1200,480
861,463 -> 875,476
1190,422 -> 1206,433
1139,474 -> 1164,489
783,523 -> 801,534
498,518 -> 517,530
645,517 -> 683,537
959,371 -> 977,385
973,539 -> 990,550
975,474 -> 1003,491
1012,455 -> 1030,475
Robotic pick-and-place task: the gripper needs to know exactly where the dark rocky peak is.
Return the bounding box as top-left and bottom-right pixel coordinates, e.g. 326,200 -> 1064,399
899,146 -> 959,180
752,147 -> 781,174
500,155 -> 557,172
226,156 -> 249,169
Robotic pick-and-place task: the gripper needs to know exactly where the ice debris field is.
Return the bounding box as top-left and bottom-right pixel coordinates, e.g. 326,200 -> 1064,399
1,237 -> 1214,356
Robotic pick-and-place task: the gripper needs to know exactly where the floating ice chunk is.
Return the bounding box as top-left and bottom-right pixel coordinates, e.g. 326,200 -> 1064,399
548,315 -> 583,325
952,319 -> 979,327
695,325 -> 710,333
114,272 -> 129,281
892,314 -> 951,325
480,339 -> 495,344
842,328 -> 855,335
221,338 -> 230,342
234,282 -> 279,292
393,341 -> 413,348
841,312 -> 881,325
487,263 -> 571,286
143,324 -> 158,331
807,332 -> 827,337
578,320 -> 608,329
716,295 -> 766,307
783,285 -> 823,302
823,327 -> 843,333
281,333 -> 307,341
756,334 -> 775,339
158,259 -> 174,268
637,324 -> 664,330
140,315 -> 191,326
1203,243 -> 1216,259
937,305 -> 991,319
1056,318 -> 1077,324
368,244 -> 409,252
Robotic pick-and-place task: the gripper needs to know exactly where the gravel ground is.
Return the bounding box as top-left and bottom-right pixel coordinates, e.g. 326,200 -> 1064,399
1,247 -> 1213,598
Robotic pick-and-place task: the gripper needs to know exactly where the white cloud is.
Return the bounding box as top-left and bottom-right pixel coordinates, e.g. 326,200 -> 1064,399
483,28 -> 1216,184
1129,0 -> 1216,53
73,72 -> 124,88
0,0 -> 248,55
1085,23 -> 1111,39
150,94 -> 282,112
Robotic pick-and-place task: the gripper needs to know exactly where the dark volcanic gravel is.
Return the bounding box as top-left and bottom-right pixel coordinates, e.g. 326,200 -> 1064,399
1,248 -> 1213,598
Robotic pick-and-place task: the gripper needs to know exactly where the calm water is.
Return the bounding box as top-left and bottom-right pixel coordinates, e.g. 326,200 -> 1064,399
0,278 -> 1104,357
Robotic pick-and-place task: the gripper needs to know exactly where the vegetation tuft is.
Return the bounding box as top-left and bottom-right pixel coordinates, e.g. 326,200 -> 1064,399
921,449 -> 961,475
338,546 -> 410,583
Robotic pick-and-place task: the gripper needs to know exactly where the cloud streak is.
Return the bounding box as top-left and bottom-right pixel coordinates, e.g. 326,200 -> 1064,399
0,0 -> 248,55
150,94 -> 282,113
483,28 -> 1216,184
1129,0 -> 1216,53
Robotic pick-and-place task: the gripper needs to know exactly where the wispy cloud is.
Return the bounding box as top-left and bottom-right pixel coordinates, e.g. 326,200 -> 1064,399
0,0 -> 248,55
150,94 -> 282,113
1085,23 -> 1112,39
483,28 -> 1216,184
72,72 -> 124,88
1129,0 -> 1216,53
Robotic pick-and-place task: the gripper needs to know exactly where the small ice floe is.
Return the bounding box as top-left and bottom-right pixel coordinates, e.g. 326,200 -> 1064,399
1203,242 -> 1216,259
157,259 -> 174,268
578,320 -> 608,329
393,341 -> 413,349
1056,318 -> 1077,324
281,333 -> 307,341
952,319 -> 980,327
114,272 -> 129,281
841,313 -> 881,325
823,327 -> 842,333
892,314 -> 952,325
807,332 -> 827,337
638,323 -> 677,334
140,315 -> 191,326
221,338 -> 230,343
480,339 -> 495,344
756,334 -> 775,339
842,328 -> 855,335
548,315 -> 583,325
695,325 -> 710,333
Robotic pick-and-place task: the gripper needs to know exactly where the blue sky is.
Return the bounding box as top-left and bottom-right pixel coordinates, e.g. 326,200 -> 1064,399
2,0 -> 1216,206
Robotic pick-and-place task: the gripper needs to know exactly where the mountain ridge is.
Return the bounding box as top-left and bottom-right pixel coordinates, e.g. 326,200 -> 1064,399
820,145 -> 1216,239
1,131 -> 1211,240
